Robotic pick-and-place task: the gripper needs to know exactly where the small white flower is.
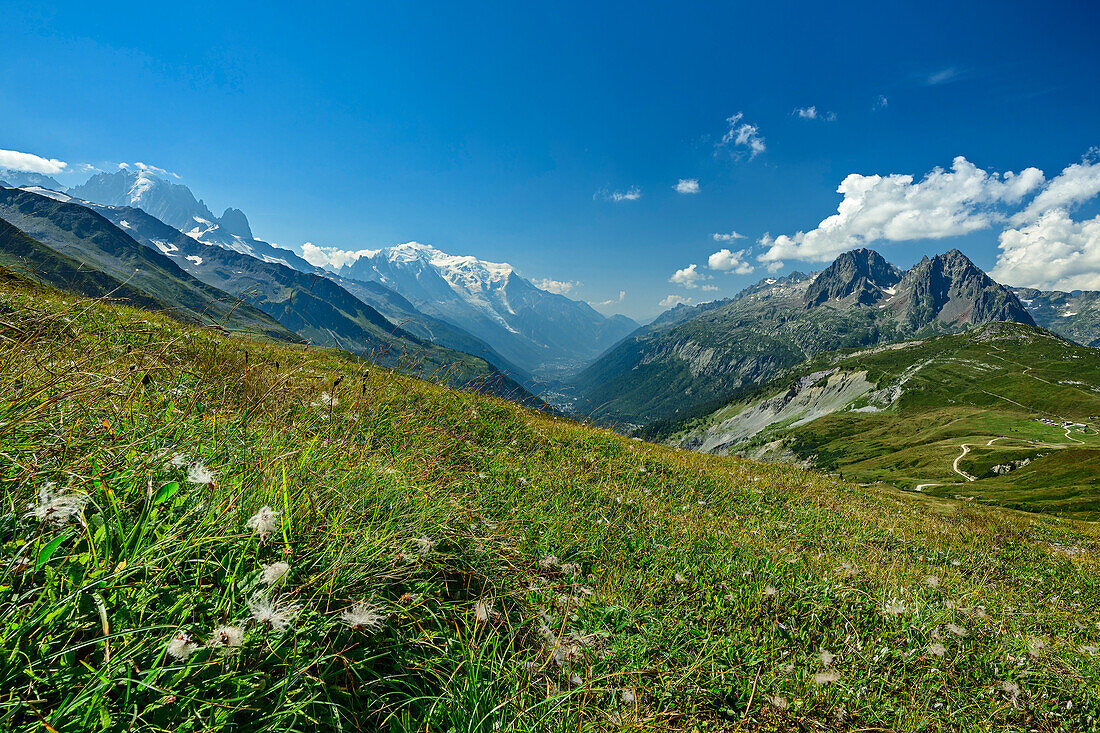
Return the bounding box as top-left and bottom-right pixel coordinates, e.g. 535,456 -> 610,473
247,594 -> 301,632
246,506 -> 280,537
186,461 -> 215,485
340,601 -> 387,630
260,561 -> 290,585
25,483 -> 89,526
166,632 -> 199,660
209,625 -> 246,654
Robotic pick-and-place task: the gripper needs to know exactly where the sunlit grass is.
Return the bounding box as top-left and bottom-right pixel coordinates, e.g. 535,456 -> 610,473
1,272 -> 1098,731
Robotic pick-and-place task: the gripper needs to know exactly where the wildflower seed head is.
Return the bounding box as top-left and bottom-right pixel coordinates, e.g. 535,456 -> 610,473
186,461 -> 215,485
25,484 -> 89,526
340,601 -> 387,631
768,695 -> 789,710
209,625 -> 245,654
538,555 -> 560,570
247,594 -> 301,632
946,623 -> 967,637
883,598 -> 907,616
620,688 -> 636,704
260,561 -> 290,585
414,535 -> 434,554
166,632 -> 199,660
246,506 -> 280,537
820,649 -> 835,667
763,585 -> 778,597
928,642 -> 946,657
813,670 -> 840,685
925,575 -> 940,588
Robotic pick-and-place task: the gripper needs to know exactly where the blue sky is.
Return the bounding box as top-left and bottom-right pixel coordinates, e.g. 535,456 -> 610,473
2,0 -> 1099,319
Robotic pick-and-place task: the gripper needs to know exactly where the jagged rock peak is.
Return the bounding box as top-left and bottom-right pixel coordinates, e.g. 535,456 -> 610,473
804,248 -> 902,307
218,207 -> 253,240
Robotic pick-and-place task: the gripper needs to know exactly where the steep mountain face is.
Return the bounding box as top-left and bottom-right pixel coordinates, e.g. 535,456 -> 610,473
334,242 -> 638,378
803,249 -> 901,307
574,249 -> 1035,426
0,188 -> 296,341
69,170 -> 314,271
0,170 -> 65,190
1012,287 -> 1100,347
79,200 -> 542,404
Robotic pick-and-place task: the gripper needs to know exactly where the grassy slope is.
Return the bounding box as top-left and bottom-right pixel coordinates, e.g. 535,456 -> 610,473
662,323 -> 1100,519
1,274 -> 1098,732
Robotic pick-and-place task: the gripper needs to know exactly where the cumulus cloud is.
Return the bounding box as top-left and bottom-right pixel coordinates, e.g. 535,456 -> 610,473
794,106 -> 836,121
0,148 -> 67,174
700,284 -> 719,291
992,210 -> 1100,291
712,231 -> 746,241
717,113 -> 765,159
596,186 -> 642,202
534,278 -> 579,295
592,290 -> 626,307
757,156 -> 1045,264
674,178 -> 700,194
300,242 -> 378,269
658,294 -> 693,308
670,263 -> 708,288
1011,157 -> 1100,225
708,248 -> 754,274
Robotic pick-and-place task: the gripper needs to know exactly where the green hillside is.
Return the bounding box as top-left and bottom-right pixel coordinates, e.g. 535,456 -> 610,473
658,322 -> 1100,519
1,269 -> 1098,731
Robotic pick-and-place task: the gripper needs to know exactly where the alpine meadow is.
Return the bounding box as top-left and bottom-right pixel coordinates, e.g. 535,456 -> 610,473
3,2 -> 1100,732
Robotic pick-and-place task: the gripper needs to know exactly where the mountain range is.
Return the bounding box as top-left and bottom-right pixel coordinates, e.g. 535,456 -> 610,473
572,248 -> 1048,426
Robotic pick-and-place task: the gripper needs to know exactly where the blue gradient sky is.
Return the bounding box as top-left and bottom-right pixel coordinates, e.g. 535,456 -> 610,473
2,1 -> 1098,318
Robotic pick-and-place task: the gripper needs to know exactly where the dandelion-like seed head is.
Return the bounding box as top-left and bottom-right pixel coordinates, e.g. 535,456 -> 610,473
246,506 -> 280,538
768,695 -> 789,710
560,562 -> 581,577
946,623 -> 967,637
474,600 -> 495,624
763,585 -> 778,597
186,461 -> 215,485
813,670 -> 840,685
925,575 -> 940,588
1001,680 -> 1020,697
928,642 -> 946,657
260,561 -> 290,585
538,555 -> 560,570
247,593 -> 301,632
166,631 -> 199,660
414,535 -> 434,554
209,625 -> 245,655
25,483 -> 89,526
620,688 -> 636,704
674,573 -> 687,584
820,649 -> 835,667
340,601 -> 387,631
884,598 -> 907,616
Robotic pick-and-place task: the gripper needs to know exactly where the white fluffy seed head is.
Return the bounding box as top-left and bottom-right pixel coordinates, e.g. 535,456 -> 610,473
340,601 -> 387,631
246,506 -> 280,537
260,561 -> 291,585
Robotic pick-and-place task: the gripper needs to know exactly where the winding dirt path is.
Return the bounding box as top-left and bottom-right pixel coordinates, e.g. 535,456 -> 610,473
952,444 -> 977,482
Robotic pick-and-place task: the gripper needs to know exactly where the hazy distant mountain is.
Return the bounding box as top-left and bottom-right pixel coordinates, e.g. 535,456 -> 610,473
0,188 -> 296,341
334,242 -> 638,377
1012,287 -> 1100,347
0,169 -> 65,191
574,248 -> 1035,425
70,169 -> 314,270
77,199 -> 542,404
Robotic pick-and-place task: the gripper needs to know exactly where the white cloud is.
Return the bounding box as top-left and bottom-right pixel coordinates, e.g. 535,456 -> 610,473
596,186 -> 642,202
874,95 -> 889,110
300,242 -> 379,269
718,113 -> 765,159
674,178 -> 700,194
670,263 -> 708,288
926,67 -> 962,85
534,278 -> 579,295
765,260 -> 784,273
708,248 -> 754,274
0,148 -> 67,174
992,209 -> 1100,291
757,156 -> 1045,264
592,290 -> 626,307
658,294 -> 693,308
712,231 -> 746,241
701,284 -> 719,291
794,106 -> 836,121
1011,157 -> 1100,225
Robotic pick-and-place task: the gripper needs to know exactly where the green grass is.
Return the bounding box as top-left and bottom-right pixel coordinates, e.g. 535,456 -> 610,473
2,271 -> 1100,731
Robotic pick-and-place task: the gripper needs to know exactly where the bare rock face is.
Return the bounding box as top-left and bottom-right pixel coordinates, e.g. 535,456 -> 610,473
804,249 -> 901,307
